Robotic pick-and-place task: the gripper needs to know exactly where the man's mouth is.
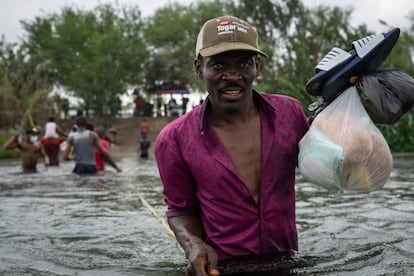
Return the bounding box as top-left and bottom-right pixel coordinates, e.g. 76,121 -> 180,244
222,90 -> 241,96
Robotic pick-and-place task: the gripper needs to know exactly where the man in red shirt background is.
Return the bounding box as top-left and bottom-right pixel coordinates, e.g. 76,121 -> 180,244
40,136 -> 66,166
94,126 -> 111,172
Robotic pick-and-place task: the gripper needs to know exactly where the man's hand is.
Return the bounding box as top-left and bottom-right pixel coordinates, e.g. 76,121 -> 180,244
186,239 -> 219,276
167,216 -> 218,276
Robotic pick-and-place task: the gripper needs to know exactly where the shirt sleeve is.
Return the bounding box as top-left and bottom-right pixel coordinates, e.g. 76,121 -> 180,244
293,99 -> 310,137
291,98 -> 310,167
154,125 -> 200,218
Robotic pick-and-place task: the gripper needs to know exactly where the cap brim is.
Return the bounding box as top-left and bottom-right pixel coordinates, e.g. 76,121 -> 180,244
26,129 -> 39,135
306,28 -> 400,101
199,42 -> 268,57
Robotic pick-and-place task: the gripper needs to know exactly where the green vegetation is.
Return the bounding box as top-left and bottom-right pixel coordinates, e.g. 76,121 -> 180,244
379,113 -> 414,152
1,0 -> 413,151
0,130 -> 19,159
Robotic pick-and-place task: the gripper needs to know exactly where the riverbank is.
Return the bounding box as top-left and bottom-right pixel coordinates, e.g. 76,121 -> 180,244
105,116 -> 174,158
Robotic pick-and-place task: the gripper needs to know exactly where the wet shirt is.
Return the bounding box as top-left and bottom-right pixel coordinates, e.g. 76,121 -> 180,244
155,91 -> 309,261
72,130 -> 96,166
44,122 -> 58,138
94,138 -> 110,171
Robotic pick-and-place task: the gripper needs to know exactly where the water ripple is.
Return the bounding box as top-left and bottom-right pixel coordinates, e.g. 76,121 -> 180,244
0,154 -> 413,275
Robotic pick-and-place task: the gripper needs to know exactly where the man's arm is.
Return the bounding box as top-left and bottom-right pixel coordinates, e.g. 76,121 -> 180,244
56,124 -> 67,138
39,143 -> 50,167
3,135 -> 20,150
62,137 -> 74,160
168,216 -> 219,276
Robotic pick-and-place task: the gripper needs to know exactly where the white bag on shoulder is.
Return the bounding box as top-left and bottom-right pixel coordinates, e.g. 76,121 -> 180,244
299,86 -> 393,193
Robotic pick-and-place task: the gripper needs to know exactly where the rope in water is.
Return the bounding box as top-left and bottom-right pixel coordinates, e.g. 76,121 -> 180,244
126,178 -> 175,238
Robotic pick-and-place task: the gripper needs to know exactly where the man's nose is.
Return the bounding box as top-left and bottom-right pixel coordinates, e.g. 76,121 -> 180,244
223,65 -> 242,80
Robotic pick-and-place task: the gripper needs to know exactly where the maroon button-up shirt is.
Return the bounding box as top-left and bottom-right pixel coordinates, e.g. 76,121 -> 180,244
155,91 -> 309,261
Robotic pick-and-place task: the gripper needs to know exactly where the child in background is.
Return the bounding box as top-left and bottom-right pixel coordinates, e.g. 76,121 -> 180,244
44,117 -> 66,138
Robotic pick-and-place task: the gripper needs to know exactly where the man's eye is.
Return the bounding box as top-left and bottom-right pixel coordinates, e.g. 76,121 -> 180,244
212,63 -> 223,70
240,61 -> 253,71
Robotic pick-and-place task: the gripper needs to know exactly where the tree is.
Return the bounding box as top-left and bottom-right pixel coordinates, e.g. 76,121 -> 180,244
22,3 -> 148,117
229,0 -> 370,107
0,39 -> 52,129
142,0 -> 228,94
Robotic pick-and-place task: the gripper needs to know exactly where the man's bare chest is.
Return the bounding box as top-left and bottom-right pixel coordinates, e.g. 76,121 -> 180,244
213,122 -> 262,200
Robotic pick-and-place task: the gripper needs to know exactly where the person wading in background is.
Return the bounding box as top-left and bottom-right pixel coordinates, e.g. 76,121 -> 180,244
94,126 -> 120,173
4,127 -> 50,173
63,116 -> 122,175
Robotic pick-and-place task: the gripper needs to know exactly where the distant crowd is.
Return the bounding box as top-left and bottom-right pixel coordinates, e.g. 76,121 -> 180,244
133,94 -> 201,118
3,116 -> 151,174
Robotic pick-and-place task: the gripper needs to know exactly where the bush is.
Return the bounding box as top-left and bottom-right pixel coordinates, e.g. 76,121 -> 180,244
0,130 -> 19,159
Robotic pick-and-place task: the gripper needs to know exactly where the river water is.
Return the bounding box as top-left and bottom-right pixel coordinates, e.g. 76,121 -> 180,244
0,154 -> 413,275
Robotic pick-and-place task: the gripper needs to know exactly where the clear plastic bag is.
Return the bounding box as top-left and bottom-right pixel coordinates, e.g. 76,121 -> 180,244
299,86 -> 393,193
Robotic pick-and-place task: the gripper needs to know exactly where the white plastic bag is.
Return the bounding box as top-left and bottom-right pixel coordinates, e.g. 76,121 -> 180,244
299,86 -> 393,193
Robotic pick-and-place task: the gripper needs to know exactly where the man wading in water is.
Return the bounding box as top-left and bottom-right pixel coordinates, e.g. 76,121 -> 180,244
63,116 -> 122,175
3,127 -> 50,173
155,15 -> 309,275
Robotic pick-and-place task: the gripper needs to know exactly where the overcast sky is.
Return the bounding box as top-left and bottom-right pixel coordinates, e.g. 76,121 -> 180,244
0,0 -> 412,43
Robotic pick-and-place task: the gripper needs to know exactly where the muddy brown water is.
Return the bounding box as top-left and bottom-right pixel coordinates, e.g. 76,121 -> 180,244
0,154 -> 413,275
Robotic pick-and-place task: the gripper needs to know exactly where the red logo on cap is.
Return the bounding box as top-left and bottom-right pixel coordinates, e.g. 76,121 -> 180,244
219,21 -> 230,26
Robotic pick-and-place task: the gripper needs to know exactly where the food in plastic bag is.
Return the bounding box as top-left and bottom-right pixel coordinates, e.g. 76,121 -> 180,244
299,86 -> 393,193
356,69 -> 414,124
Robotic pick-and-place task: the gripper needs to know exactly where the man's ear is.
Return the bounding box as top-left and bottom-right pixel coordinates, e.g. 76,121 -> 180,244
194,58 -> 203,79
255,55 -> 261,71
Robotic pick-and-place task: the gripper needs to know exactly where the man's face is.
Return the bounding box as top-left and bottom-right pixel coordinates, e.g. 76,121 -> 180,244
195,51 -> 259,112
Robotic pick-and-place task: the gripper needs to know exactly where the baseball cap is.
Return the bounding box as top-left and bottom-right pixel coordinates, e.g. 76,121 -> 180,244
195,15 -> 267,58
26,127 -> 40,135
